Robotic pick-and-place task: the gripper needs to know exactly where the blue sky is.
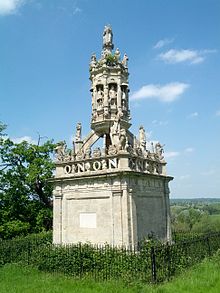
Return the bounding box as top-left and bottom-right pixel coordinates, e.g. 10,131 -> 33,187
0,0 -> 220,198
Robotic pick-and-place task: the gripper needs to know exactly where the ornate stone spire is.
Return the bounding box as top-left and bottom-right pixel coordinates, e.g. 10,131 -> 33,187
89,25 -> 130,138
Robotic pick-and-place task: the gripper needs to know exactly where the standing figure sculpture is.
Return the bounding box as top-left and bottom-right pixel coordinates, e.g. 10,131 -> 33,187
97,87 -> 104,110
109,85 -> 117,105
54,141 -> 67,161
90,54 -> 97,69
115,48 -> 120,61
139,125 -> 146,150
103,25 -> 113,47
155,142 -> 165,160
110,117 -> 120,146
75,123 -> 82,142
122,53 -> 129,68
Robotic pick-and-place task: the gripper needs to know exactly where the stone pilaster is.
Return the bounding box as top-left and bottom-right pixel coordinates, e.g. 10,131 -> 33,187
53,194 -> 63,244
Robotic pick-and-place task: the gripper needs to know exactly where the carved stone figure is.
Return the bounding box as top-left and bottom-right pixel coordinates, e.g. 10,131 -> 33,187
104,107 -> 109,118
109,85 -> 117,105
117,110 -> 123,119
122,53 -> 128,67
103,25 -> 113,46
70,148 -> 76,161
127,145 -> 135,156
75,123 -> 82,142
85,147 -> 91,159
118,128 -> 126,150
92,147 -> 102,158
54,141 -> 67,161
146,161 -> 154,173
76,149 -> 84,160
90,54 -> 97,69
115,48 -> 120,61
110,117 -> 120,145
139,126 -> 146,150
108,145 -> 117,155
155,142 -> 165,161
135,147 -> 143,157
97,88 -> 104,109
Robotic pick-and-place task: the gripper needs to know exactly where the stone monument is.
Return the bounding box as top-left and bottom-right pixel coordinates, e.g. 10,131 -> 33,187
52,26 -> 173,246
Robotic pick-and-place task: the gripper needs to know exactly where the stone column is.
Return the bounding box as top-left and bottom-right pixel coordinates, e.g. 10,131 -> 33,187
103,77 -> 109,118
93,86 -> 97,111
164,179 -> 172,242
121,184 -> 130,246
128,188 -> 138,247
103,77 -> 108,107
117,79 -> 122,112
111,190 -> 123,245
53,194 -> 63,244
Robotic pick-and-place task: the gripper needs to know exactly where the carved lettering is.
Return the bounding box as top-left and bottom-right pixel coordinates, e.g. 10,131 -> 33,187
64,165 -> 72,174
93,161 -> 102,171
109,158 -> 117,169
77,163 -> 85,172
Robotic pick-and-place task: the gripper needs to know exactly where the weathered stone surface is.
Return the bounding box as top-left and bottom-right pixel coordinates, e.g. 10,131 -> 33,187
51,26 -> 173,246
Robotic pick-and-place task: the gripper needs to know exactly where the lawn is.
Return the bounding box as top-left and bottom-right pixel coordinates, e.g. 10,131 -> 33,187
0,252 -> 220,293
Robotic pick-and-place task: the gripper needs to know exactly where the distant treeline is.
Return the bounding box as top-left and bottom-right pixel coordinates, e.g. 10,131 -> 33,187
170,198 -> 220,205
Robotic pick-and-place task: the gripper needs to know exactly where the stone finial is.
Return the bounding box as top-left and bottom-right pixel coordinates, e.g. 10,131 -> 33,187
139,125 -> 146,150
75,122 -> 82,142
103,25 -> 113,46
115,48 -> 120,61
54,141 -> 67,161
155,142 -> 165,161
102,25 -> 114,55
90,53 -> 97,69
122,53 -> 129,67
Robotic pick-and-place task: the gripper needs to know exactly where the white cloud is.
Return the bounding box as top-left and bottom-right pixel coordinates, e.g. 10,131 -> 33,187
11,136 -> 37,144
158,49 -> 216,64
164,151 -> 180,158
130,82 -> 189,102
184,147 -> 195,153
215,110 -> 220,116
0,0 -> 26,15
188,112 -> 199,118
153,38 -> 174,49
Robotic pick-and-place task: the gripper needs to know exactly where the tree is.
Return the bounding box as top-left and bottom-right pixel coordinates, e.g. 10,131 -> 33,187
0,124 -> 55,239
0,122 -> 6,136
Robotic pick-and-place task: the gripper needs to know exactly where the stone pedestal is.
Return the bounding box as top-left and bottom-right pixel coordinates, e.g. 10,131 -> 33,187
52,155 -> 172,245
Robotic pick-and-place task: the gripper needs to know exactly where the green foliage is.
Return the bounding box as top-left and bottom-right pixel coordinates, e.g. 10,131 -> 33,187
0,220 -> 30,239
105,54 -> 118,66
171,200 -> 220,233
0,122 -> 7,137
0,124 -> 55,239
2,253 -> 220,293
0,232 -> 220,283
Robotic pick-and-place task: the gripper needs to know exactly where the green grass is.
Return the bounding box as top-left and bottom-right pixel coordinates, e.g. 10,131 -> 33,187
0,252 -> 220,293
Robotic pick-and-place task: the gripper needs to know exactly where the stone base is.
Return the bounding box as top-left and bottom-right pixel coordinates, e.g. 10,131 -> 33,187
53,171 -> 172,246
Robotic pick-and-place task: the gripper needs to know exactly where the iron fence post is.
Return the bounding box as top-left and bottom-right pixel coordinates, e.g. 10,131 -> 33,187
151,246 -> 157,283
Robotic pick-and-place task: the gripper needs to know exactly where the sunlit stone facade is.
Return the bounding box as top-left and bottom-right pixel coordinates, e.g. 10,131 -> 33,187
51,26 -> 173,246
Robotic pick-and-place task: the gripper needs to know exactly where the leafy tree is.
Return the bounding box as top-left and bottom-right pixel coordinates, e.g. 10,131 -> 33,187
0,123 -> 55,239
